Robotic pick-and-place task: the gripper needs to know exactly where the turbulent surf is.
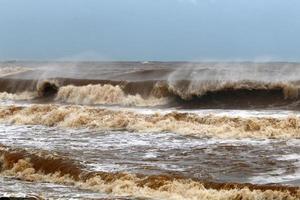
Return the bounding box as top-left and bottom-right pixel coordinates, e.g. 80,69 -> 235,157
0,61 -> 299,199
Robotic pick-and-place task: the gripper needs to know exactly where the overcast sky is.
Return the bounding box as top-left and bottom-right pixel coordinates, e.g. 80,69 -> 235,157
0,0 -> 299,61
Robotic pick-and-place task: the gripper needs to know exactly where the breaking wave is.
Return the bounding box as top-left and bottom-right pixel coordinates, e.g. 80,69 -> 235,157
2,63 -> 300,109
56,84 -> 168,106
160,80 -> 300,100
1,78 -> 300,109
1,104 -> 300,139
0,145 -> 298,200
36,79 -> 60,98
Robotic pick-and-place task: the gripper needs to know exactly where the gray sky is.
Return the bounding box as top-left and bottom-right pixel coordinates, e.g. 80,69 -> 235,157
0,0 -> 299,61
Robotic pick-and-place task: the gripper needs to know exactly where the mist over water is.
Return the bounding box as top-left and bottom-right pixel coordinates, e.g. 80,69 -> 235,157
0,61 -> 299,199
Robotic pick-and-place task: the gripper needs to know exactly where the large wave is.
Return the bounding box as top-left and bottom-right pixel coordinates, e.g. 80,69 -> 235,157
2,78 -> 300,109
2,63 -> 300,109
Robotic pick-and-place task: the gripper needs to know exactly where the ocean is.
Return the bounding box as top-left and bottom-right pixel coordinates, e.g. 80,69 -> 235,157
0,61 -> 299,199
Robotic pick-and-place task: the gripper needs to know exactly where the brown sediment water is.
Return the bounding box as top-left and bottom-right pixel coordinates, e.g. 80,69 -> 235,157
0,145 -> 299,200
0,62 -> 300,199
0,104 -> 300,139
55,84 -> 168,106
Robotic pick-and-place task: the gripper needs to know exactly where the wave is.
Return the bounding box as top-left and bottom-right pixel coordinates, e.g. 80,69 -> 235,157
153,80 -> 300,109
1,104 -> 300,139
25,78 -> 300,101
56,84 -> 168,106
0,145 -> 298,200
1,63 -> 300,109
2,78 -> 300,109
161,80 -> 300,100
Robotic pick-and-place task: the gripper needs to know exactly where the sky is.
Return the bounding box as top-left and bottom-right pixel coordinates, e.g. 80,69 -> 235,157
0,0 -> 299,61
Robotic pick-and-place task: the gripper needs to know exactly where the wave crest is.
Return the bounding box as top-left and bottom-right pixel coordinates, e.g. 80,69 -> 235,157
56,84 -> 168,106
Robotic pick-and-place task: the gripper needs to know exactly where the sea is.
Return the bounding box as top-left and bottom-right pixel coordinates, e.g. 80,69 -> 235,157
0,61 -> 299,199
